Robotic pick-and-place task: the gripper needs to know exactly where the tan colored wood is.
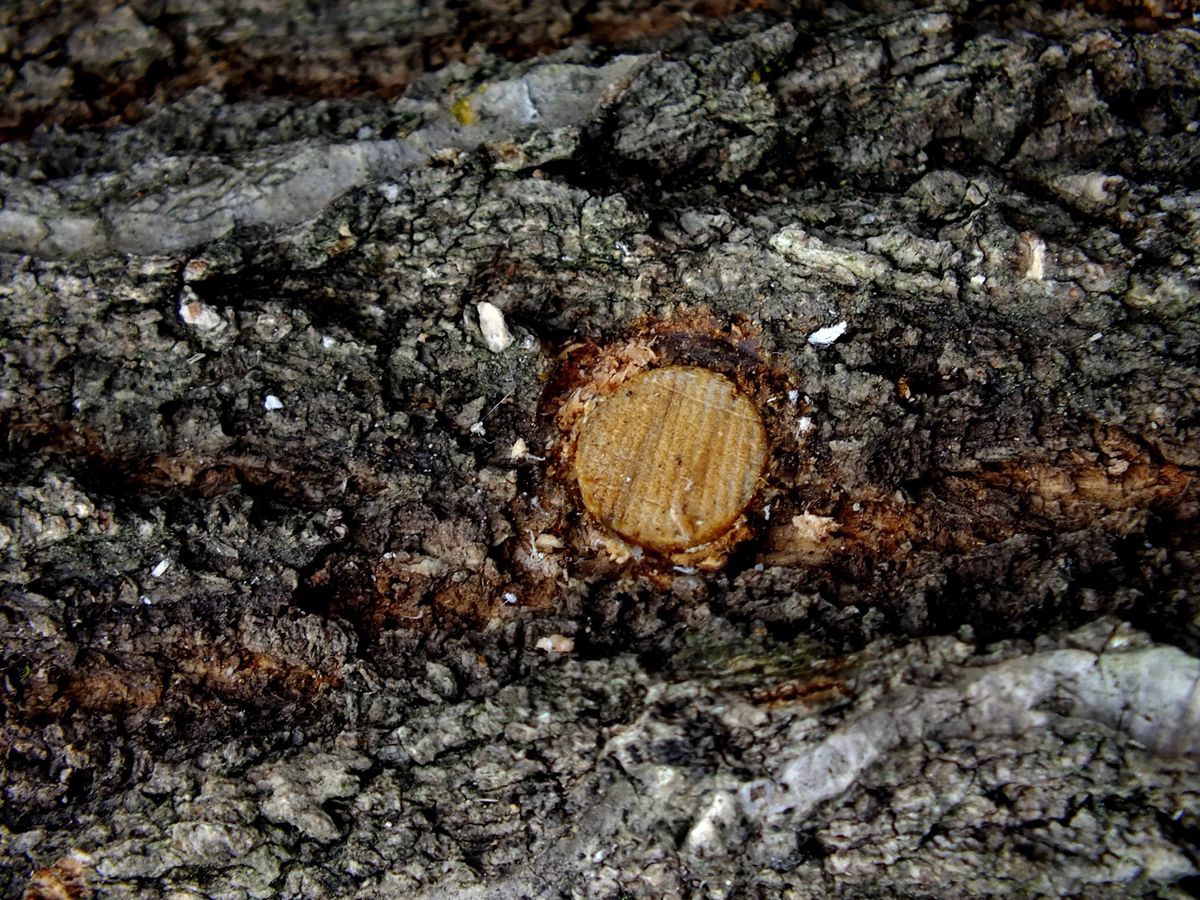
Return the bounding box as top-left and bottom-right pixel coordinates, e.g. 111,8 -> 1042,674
574,366 -> 768,553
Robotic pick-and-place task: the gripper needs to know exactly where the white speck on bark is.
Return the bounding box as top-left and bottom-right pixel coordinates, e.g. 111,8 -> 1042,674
477,301 -> 515,352
536,634 -> 574,653
1020,233 -> 1046,281
808,321 -> 847,346
178,288 -> 223,330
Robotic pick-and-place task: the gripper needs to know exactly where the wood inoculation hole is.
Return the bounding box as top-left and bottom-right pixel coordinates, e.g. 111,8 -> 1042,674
574,366 -> 769,552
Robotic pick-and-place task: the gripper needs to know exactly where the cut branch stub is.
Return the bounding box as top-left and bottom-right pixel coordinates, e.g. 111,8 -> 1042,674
574,366 -> 769,553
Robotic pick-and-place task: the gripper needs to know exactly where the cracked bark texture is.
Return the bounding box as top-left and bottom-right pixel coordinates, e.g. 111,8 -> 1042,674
2,1 -> 1200,897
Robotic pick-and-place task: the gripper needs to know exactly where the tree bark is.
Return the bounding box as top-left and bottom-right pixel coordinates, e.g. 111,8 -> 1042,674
2,1 -> 1199,897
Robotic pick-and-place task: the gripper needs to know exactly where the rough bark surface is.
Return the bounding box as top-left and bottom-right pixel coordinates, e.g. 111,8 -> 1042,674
2,1 -> 1199,897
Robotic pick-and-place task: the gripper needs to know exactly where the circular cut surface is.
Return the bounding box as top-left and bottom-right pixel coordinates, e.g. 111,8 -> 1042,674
575,366 -> 768,553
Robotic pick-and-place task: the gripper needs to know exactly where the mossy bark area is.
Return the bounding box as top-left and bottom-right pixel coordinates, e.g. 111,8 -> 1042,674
2,2 -> 1199,897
